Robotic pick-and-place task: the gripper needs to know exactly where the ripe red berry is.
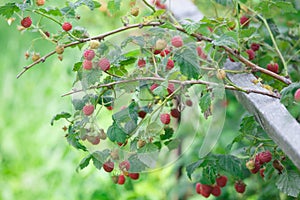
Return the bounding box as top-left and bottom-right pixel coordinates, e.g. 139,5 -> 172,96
246,49 -> 255,60
257,151 -> 272,164
153,49 -> 161,55
103,161 -> 114,173
83,104 -> 95,116
117,140 -> 128,147
160,113 -> 171,124
21,17 -> 32,28
98,58 -> 110,71
44,31 -> 50,37
83,60 -> 93,70
138,110 -> 147,118
196,46 -> 207,60
240,15 -> 250,27
106,105 -> 113,110
294,88 -> 300,102
160,49 -> 170,57
250,157 -> 261,174
267,63 -> 279,74
234,181 -> 246,194
83,49 -> 95,61
171,36 -> 183,48
195,183 -> 202,194
117,174 -> 126,185
185,99 -> 193,107
201,184 -> 212,198
36,0 -> 45,6
138,59 -> 146,68
87,135 -> 100,145
211,185 -> 221,197
260,168 -> 265,178
119,160 -> 130,171
170,108 -> 180,118
216,175 -> 228,187
128,173 -> 140,180
166,59 -> 174,70
150,83 -> 159,92
167,83 -> 175,95
250,43 -> 260,51
62,22 -> 72,31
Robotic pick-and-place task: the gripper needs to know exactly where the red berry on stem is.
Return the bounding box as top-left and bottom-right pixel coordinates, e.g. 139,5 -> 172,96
171,36 -> 183,48
257,151 -> 272,164
128,173 -> 140,180
201,184 -> 212,198
211,185 -> 221,197
250,157 -> 261,174
117,174 -> 126,185
170,108 -> 180,118
167,83 -> 175,95
119,160 -> 130,171
166,59 -> 174,70
83,104 -> 95,116
103,161 -> 114,173
240,15 -> 250,27
251,43 -> 260,51
216,175 -> 228,187
87,135 -> 100,145
260,168 -> 265,178
150,83 -> 159,92
160,113 -> 171,125
267,63 -> 279,74
138,110 -> 147,118
98,58 -> 110,71
246,49 -> 255,60
62,22 -> 72,31
195,183 -> 202,194
234,181 -> 246,194
196,46 -> 207,60
83,49 -> 95,61
294,88 -> 300,102
83,60 -> 93,70
185,99 -> 193,107
138,59 -> 146,68
21,17 -> 32,28
160,49 -> 170,57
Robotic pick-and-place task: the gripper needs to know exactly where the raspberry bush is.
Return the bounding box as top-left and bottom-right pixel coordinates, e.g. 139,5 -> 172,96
1,0 -> 300,199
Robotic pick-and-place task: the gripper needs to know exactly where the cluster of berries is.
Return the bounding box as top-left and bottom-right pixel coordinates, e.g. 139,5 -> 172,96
246,150 -> 272,178
195,175 -> 228,197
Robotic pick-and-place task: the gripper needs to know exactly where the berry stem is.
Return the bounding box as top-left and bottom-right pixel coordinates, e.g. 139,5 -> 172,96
142,0 -> 156,13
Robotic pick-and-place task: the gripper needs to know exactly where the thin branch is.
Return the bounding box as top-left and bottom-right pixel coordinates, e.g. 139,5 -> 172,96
16,22 -> 163,78
61,76 -> 280,99
142,0 -> 156,12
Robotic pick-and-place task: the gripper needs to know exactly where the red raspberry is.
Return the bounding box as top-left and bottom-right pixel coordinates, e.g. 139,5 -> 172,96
267,63 -> 279,74
21,17 -> 32,28
166,59 -> 174,70
117,174 -> 126,185
167,83 -> 175,95
250,43 -> 260,51
138,110 -> 147,118
119,160 -> 130,171
196,46 -> 207,60
246,49 -> 255,60
83,49 -> 95,61
62,22 -> 72,31
160,113 -> 171,124
195,183 -> 202,194
170,108 -> 180,118
240,15 -> 250,27
234,181 -> 246,194
82,104 -> 95,116
185,99 -> 193,107
86,135 -> 100,145
117,140 -> 128,147
83,60 -> 93,70
171,36 -> 183,48
44,31 -> 50,37
153,49 -> 161,55
106,105 -> 113,110
160,49 -> 170,57
103,161 -> 114,173
200,184 -> 212,198
152,0 -> 166,9
150,83 -> 159,92
36,0 -> 45,6
257,151 -> 272,164
98,58 -> 110,71
250,157 -> 261,174
294,88 -> 300,102
260,168 -> 265,178
138,59 -> 146,68
211,185 -> 221,197
128,173 -> 140,180
216,175 -> 228,187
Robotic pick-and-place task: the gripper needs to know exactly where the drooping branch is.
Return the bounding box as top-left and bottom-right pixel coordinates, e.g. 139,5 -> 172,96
61,76 -> 280,98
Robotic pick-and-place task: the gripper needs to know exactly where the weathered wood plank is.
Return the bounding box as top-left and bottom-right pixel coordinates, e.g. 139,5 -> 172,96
167,0 -> 300,169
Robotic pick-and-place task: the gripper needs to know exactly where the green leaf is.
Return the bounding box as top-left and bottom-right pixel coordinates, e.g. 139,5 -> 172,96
66,133 -> 87,151
186,160 -> 204,180
128,154 -> 148,172
51,112 -> 71,125
174,44 -> 200,79
239,115 -> 258,135
73,62 -> 82,72
107,122 -> 127,143
182,22 -> 202,35
138,143 -> 159,153
276,170 -> 300,197
267,18 -> 280,37
226,133 -> 245,150
77,154 -> 92,171
213,0 -> 234,6
160,127 -> 174,140
217,154 -> 244,178
164,139 -> 181,151
60,6 -> 76,18
81,68 -> 102,89
146,122 -> 163,135
280,82 -> 300,106
107,0 -> 121,15
199,93 -> 211,113
37,7 -> 63,16
92,149 -> 110,164
0,3 -> 20,18
255,1 -> 296,18
200,165 -> 217,185
240,27 -> 257,38
212,32 -> 238,48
